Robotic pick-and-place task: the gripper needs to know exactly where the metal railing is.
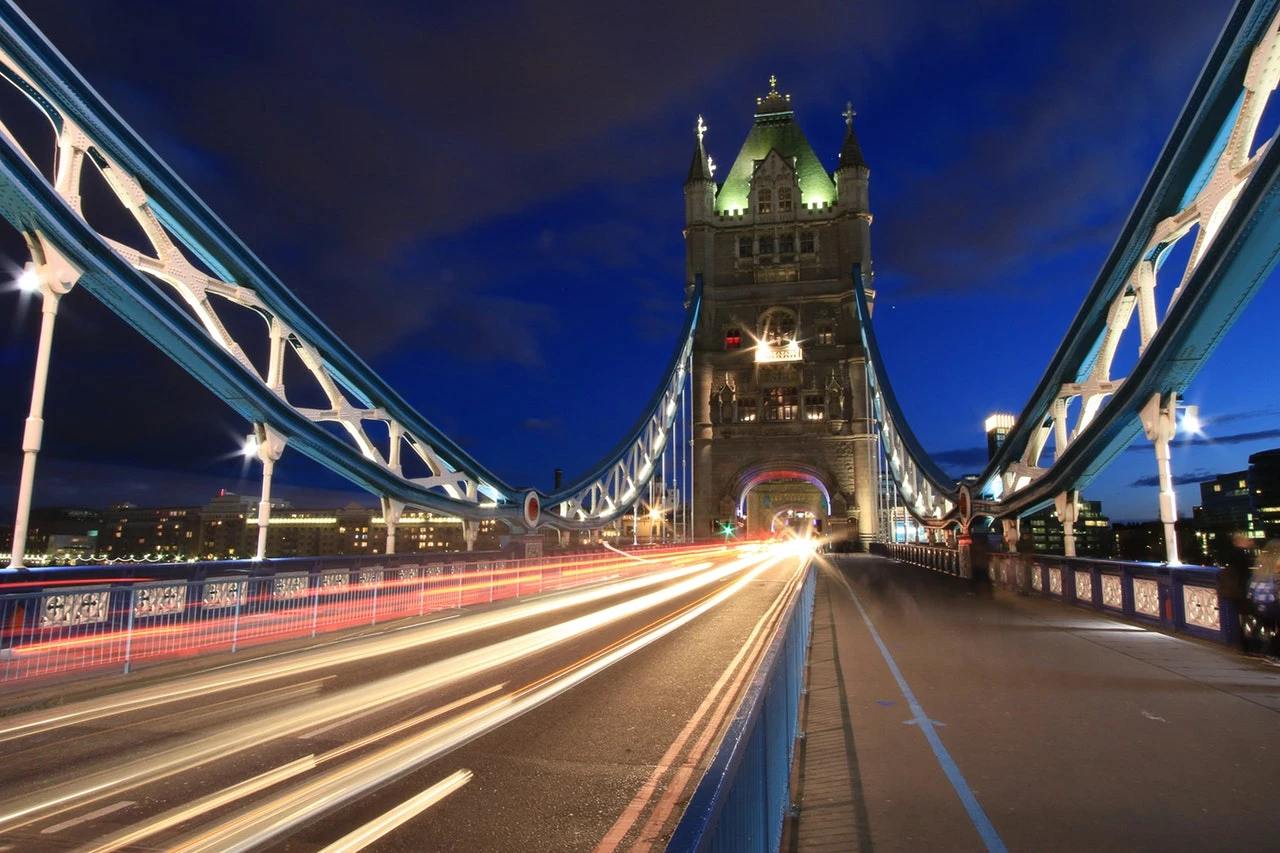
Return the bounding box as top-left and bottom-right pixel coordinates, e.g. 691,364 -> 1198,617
0,550 -> 650,682
666,562 -> 816,853
985,552 -> 1228,644
872,542 -> 962,576
872,542 -> 1230,645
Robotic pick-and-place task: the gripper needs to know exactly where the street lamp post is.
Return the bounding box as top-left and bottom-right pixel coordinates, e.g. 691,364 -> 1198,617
246,423 -> 287,561
8,242 -> 82,570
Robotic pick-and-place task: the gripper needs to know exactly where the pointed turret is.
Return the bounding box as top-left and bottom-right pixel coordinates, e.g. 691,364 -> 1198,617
837,102 -> 867,171
684,115 -> 716,225
836,102 -> 870,212
716,77 -> 836,214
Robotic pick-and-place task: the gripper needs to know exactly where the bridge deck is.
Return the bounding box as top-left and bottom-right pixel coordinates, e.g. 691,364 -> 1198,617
787,554 -> 1280,852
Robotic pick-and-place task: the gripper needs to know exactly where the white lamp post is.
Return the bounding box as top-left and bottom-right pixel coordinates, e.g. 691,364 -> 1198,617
8,242 -> 82,570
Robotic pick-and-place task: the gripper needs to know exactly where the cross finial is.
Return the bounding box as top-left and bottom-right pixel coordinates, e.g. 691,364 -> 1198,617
843,101 -> 856,127
769,74 -> 778,94
696,114 -> 707,142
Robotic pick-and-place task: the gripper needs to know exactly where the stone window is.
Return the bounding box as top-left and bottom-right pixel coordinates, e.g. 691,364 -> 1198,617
725,328 -> 741,349
738,237 -> 753,258
758,235 -> 774,257
765,387 -> 798,421
777,186 -> 793,212
758,189 -> 773,214
800,231 -> 815,253
738,397 -> 758,422
760,309 -> 796,345
805,394 -> 825,420
779,234 -> 795,257
817,323 -> 834,345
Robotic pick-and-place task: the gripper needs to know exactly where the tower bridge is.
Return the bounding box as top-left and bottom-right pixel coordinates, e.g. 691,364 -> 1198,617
1,1 -> 1280,850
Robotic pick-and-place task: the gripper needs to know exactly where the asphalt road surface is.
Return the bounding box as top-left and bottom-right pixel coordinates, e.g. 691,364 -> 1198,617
0,544 -> 810,852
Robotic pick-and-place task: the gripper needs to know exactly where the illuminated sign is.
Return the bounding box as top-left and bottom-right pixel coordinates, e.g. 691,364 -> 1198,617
755,344 -> 803,363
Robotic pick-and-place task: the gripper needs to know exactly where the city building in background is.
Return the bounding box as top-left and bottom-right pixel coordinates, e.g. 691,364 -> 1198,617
1021,499 -> 1113,557
985,413 -> 1016,461
1193,447 -> 1280,562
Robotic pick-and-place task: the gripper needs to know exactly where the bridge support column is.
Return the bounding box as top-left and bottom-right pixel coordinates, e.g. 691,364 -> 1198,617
1002,518 -> 1019,552
463,521 -> 478,552
381,497 -> 404,555
8,242 -> 81,570
251,424 -> 287,561
1140,393 -> 1181,565
1055,490 -> 1080,557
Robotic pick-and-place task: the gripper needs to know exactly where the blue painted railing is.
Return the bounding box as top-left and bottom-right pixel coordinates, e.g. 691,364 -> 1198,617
985,552 -> 1228,644
666,562 -> 816,853
873,543 -> 1230,645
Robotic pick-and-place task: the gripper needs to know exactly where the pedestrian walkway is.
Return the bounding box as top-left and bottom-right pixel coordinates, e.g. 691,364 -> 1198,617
783,554 -> 1280,852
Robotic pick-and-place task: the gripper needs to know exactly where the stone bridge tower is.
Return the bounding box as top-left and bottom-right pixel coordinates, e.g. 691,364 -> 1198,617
684,79 -> 878,543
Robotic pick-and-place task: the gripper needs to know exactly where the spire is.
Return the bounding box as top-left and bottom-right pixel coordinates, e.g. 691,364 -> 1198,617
838,101 -> 867,170
755,74 -> 793,118
685,114 -> 714,184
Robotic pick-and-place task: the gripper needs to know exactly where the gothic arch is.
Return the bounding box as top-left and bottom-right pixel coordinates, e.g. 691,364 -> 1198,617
722,459 -> 838,518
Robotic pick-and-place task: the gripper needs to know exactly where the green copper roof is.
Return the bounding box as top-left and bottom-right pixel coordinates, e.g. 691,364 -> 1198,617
716,90 -> 836,214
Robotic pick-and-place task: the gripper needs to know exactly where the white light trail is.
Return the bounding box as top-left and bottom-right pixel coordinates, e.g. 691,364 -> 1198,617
0,556 -> 719,745
0,553 -> 767,834
315,770 -> 472,853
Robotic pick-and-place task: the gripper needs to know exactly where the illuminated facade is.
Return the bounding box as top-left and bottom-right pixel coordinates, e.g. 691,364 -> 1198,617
686,80 -> 877,541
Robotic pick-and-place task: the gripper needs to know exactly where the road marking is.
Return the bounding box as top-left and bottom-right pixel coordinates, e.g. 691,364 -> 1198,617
1141,710 -> 1167,722
41,801 -> 133,834
830,565 -> 1008,853
597,557 -> 803,852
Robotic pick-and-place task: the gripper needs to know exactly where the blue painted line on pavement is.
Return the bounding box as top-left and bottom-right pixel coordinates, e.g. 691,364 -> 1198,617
832,570 -> 1008,853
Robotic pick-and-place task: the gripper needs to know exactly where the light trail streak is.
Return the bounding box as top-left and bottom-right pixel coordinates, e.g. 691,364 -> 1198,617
315,770 -> 472,853
80,758 -> 317,853
597,555 -> 806,851
0,558 -> 719,745
84,687 -> 499,852
164,554 -> 786,853
0,554 -> 765,834
0,677 -> 331,764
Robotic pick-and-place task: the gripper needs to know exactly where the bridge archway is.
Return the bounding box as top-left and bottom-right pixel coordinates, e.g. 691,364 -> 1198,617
725,462 -> 837,539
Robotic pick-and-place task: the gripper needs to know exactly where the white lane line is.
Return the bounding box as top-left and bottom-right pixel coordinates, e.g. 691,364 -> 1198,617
316,769 -> 473,853
41,800 -> 134,834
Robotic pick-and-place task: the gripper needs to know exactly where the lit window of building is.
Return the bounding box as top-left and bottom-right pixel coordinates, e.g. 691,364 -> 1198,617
777,186 -> 792,212
725,328 -> 742,349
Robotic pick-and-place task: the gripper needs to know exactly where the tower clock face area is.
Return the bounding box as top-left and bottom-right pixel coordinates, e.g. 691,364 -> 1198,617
685,81 -> 878,544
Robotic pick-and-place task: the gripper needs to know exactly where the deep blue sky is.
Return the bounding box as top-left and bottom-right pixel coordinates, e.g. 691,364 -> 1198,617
1,0 -> 1275,522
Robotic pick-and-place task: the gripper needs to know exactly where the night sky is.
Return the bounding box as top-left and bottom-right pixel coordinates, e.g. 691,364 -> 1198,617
1,0 -> 1275,523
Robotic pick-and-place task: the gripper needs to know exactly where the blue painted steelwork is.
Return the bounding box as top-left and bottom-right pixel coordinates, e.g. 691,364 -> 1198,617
666,562 -> 815,853
0,1 -> 697,530
855,0 -> 1280,527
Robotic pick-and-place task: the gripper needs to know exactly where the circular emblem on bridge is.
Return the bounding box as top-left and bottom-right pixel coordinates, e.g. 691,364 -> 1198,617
957,483 -> 972,528
523,490 -> 541,529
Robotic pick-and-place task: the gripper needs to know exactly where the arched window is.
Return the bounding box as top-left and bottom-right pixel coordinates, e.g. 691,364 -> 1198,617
757,188 -> 773,214
759,308 -> 796,345
765,387 -> 798,421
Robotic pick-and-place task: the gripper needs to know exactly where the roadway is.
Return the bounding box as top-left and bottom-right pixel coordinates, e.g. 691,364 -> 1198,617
788,554 -> 1280,852
0,545 -> 808,852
